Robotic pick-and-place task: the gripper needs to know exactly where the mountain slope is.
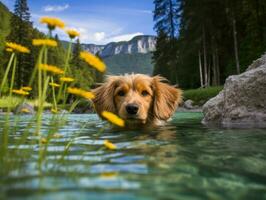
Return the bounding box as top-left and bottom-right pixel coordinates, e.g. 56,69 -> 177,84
103,53 -> 153,75
82,35 -> 156,75
82,35 -> 156,58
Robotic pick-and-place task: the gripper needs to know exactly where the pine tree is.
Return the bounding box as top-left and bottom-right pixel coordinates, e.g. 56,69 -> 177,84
153,0 -> 180,38
71,38 -> 82,68
7,0 -> 32,87
153,0 -> 180,83
70,39 -> 95,89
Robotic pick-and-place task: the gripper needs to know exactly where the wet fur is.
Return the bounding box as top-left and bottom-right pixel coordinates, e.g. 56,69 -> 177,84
92,74 -> 182,127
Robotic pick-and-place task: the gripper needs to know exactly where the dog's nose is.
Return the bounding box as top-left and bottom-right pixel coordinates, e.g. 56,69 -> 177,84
126,104 -> 139,115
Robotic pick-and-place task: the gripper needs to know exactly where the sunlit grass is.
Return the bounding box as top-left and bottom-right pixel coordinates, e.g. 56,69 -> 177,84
183,86 -> 223,105
0,96 -> 53,109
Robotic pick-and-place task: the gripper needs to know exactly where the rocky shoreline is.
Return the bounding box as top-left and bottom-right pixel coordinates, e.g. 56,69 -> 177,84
202,53 -> 266,128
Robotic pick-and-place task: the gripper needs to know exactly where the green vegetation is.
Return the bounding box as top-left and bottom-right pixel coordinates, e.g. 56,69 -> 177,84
183,86 -> 223,105
153,0 -> 266,89
0,3 -> 10,53
0,3 -> 11,79
0,96 -> 52,110
0,0 -> 112,180
104,53 -> 153,75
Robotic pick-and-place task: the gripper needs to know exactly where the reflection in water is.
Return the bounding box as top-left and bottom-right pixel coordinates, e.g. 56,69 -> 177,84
0,113 -> 266,200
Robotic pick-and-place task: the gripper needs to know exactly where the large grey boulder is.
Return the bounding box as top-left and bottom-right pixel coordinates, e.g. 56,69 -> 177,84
202,53 -> 266,128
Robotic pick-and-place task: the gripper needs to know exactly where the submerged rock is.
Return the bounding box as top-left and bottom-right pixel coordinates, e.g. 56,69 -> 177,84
15,103 -> 35,114
202,53 -> 266,128
184,99 -> 194,109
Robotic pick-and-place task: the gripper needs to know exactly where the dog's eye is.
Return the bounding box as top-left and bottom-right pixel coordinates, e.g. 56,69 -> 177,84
141,90 -> 149,96
117,90 -> 125,97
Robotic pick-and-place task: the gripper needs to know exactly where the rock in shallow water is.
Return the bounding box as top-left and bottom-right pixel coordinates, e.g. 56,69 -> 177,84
183,99 -> 194,109
15,103 -> 35,114
202,53 -> 266,128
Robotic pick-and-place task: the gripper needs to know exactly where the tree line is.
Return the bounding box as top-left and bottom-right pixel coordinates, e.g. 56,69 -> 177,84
152,0 -> 266,89
0,0 -> 101,96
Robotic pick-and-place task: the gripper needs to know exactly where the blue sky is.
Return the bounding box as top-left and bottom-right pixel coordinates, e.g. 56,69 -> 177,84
2,0 -> 155,44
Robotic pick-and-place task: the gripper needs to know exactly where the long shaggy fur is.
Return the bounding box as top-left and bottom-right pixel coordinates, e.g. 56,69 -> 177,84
92,74 -> 182,126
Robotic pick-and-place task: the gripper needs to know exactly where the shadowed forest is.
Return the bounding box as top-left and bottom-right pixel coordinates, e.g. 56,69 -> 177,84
152,0 -> 266,88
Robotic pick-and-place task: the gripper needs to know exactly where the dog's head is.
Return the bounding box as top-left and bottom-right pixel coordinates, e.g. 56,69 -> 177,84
92,74 -> 182,125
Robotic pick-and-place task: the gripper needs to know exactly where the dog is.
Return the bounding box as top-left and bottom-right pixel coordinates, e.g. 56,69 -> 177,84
92,74 -> 182,127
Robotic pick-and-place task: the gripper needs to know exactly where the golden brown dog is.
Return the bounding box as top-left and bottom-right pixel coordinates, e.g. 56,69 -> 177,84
92,74 -> 182,127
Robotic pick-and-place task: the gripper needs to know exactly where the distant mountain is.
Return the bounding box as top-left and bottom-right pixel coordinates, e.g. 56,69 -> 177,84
81,35 -> 156,75
62,35 -> 156,75
82,35 -> 156,58
81,43 -> 105,55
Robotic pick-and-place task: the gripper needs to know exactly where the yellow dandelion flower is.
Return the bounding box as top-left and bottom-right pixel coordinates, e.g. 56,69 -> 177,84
21,86 -> 32,91
51,108 -> 58,114
21,108 -> 30,113
66,29 -> 80,39
60,77 -> 75,83
40,16 -> 65,30
49,82 -> 60,88
41,137 -> 47,144
39,64 -> 64,75
104,140 -> 117,150
6,42 -> 30,53
12,89 -> 29,96
101,172 -> 118,178
32,39 -> 57,47
67,87 -> 95,100
101,111 -> 125,127
80,51 -> 106,72
6,48 -> 13,52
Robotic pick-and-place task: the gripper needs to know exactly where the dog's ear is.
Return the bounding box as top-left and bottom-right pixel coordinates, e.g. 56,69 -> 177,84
152,76 -> 182,120
92,77 -> 118,115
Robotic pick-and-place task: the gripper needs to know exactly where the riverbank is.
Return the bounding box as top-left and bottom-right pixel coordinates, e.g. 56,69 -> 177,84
0,86 -> 223,114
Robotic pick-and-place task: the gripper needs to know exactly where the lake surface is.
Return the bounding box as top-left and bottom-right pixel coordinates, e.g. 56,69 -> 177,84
1,113 -> 266,200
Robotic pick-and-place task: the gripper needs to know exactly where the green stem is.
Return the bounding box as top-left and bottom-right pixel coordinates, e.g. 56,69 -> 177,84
0,53 -> 15,96
56,82 -> 63,103
37,75 -> 50,169
9,55 -> 17,98
64,40 -> 72,74
51,77 -> 57,111
29,47 -> 45,87
49,29 -> 52,38
36,63 -> 43,135
62,84 -> 68,108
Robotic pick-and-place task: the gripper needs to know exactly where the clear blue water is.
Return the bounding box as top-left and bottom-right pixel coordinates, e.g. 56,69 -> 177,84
1,112 -> 266,200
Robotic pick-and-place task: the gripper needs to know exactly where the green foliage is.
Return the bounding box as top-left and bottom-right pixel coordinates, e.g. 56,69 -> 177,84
152,0 -> 266,89
183,86 -> 223,105
104,53 -> 153,75
69,39 -> 94,90
0,96 -> 52,109
7,0 -> 33,87
152,31 -> 179,84
153,0 -> 180,84
0,3 -> 10,53
0,3 -> 11,78
153,0 -> 179,38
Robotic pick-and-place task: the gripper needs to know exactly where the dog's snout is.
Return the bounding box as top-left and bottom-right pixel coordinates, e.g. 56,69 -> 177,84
126,104 -> 139,115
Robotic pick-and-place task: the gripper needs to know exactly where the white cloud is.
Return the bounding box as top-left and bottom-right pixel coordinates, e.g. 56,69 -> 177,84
94,32 -> 106,42
43,4 -> 69,12
31,13 -> 143,44
105,32 -> 144,43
